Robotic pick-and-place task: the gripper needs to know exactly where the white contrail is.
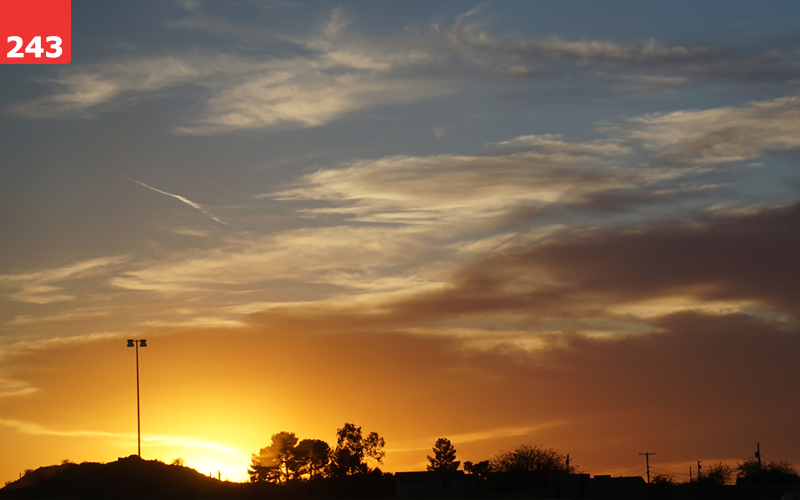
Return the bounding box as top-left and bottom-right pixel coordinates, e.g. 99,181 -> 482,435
121,175 -> 227,225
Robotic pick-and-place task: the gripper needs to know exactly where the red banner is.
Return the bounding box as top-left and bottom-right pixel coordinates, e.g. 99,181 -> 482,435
1,0 -> 71,64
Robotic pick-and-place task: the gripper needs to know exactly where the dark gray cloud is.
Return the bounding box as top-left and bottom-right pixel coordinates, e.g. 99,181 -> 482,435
487,201 -> 800,316
443,199 -> 798,322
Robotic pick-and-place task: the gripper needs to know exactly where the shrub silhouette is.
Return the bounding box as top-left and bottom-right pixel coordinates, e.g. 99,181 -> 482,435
491,443 -> 570,475
737,457 -> 800,484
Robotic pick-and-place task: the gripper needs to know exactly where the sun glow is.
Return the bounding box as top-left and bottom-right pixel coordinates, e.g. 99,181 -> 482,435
176,452 -> 249,483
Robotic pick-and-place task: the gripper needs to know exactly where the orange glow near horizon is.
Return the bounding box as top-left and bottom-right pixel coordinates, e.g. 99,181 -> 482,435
4,318 -> 799,485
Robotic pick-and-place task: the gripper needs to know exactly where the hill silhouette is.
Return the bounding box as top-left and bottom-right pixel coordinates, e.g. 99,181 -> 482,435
0,455 -> 395,500
0,455 -> 240,499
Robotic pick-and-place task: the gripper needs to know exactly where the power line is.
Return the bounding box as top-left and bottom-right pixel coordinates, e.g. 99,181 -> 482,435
622,467 -> 646,476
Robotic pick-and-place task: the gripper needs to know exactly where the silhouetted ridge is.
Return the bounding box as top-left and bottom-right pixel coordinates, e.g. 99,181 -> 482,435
0,455 -> 395,500
0,455 -> 231,499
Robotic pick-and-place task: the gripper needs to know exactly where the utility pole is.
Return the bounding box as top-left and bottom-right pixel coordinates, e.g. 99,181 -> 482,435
689,465 -> 692,483
697,461 -> 702,480
126,339 -> 147,457
639,452 -> 655,483
756,442 -> 762,470
566,454 -> 570,475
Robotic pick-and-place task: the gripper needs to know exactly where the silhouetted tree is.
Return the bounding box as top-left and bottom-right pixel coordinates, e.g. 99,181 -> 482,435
295,439 -> 331,478
427,438 -> 460,471
464,460 -> 491,479
249,431 -> 300,483
737,458 -> 800,484
170,457 -> 185,467
326,423 -> 385,477
490,443 -> 571,475
248,454 -> 268,483
698,462 -> 733,486
651,473 -> 676,486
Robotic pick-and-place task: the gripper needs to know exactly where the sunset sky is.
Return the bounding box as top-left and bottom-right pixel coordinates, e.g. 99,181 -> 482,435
2,0 -> 800,484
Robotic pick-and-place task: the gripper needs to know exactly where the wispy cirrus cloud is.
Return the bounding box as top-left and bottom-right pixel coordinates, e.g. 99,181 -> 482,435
173,62 -> 441,134
342,93 -> 800,216
0,419 -> 242,455
8,56 -> 206,119
10,6 -> 800,133
7,7 -> 444,132
619,95 -> 800,165
9,47 -> 442,133
96,93 -> 799,327
0,332 -> 126,365
0,256 -> 127,304
7,94 -> 795,350
109,225 -> 450,295
491,133 -> 631,155
6,308 -> 114,327
266,135 -> 721,227
0,379 -> 38,398
172,8 -> 443,134
446,28 -> 716,65
442,10 -> 800,87
269,147 -> 642,226
0,419 -> 125,439
268,93 -> 800,228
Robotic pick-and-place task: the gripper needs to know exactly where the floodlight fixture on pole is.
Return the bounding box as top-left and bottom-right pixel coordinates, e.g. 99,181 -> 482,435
126,339 -> 147,457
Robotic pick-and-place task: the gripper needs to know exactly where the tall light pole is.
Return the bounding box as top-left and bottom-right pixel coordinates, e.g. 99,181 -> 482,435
127,339 -> 147,457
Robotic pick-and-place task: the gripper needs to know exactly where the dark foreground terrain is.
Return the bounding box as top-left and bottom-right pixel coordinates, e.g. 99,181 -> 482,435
3,456 -> 800,500
0,455 -> 395,499
1,456 -> 238,499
